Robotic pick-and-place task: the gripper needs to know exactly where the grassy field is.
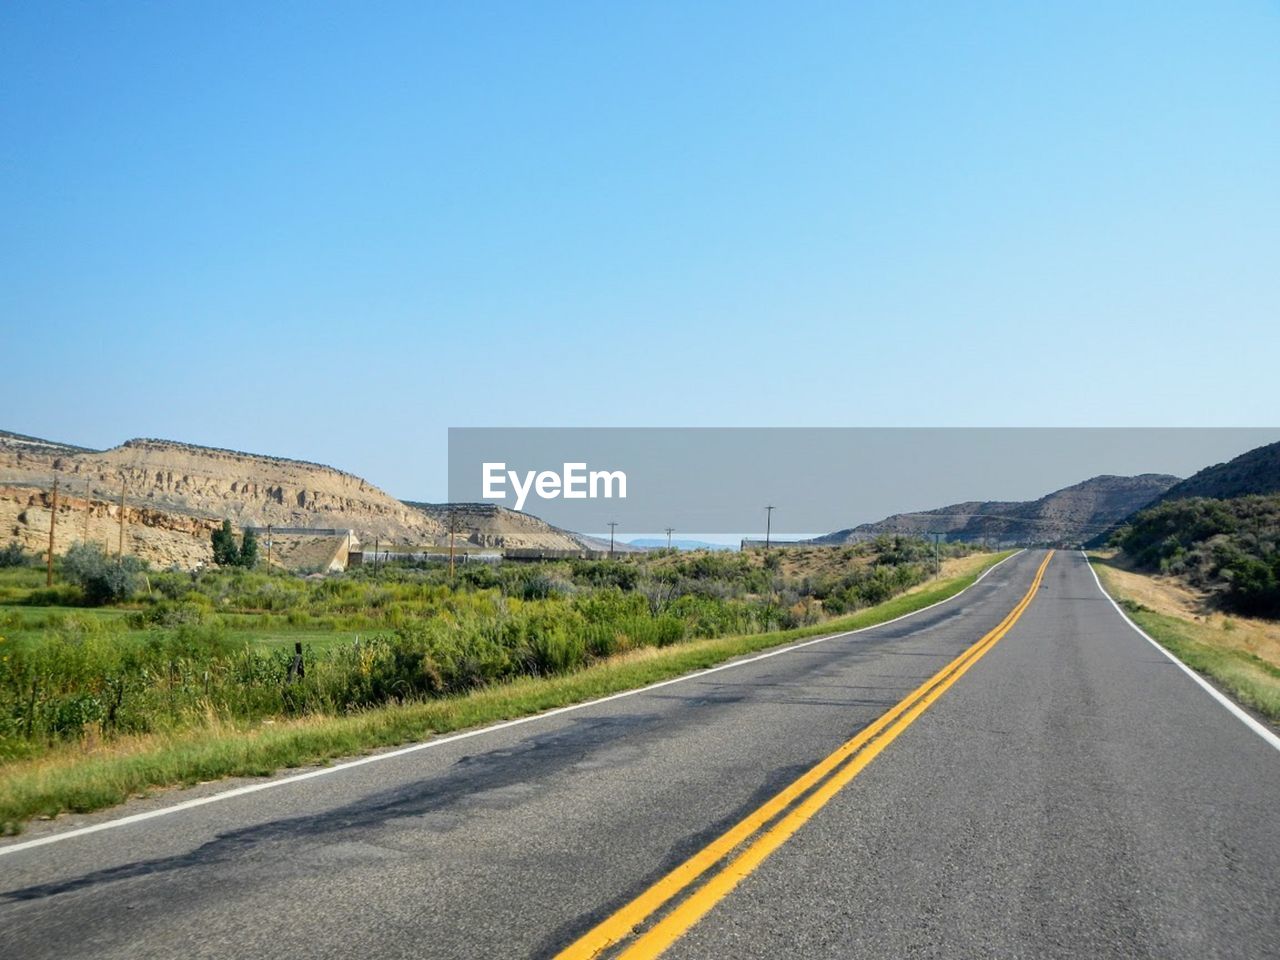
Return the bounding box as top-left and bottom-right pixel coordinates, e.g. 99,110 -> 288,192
0,550 -> 1012,833
1089,553 -> 1280,722
1,537 -> 988,761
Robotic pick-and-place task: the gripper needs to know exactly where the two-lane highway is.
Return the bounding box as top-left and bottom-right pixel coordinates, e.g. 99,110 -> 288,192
2,550 -> 1277,959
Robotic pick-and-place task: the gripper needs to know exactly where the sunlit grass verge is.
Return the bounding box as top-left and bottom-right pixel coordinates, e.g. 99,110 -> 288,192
1091,560 -> 1280,722
0,552 -> 1012,834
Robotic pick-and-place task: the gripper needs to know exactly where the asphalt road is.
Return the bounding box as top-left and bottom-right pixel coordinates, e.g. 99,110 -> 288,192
2,550 -> 1277,959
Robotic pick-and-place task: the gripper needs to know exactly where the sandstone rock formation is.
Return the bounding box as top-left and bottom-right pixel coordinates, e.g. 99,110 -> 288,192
1,430 -> 593,569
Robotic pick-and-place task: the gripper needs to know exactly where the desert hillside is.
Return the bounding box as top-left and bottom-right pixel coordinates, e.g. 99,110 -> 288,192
811,473 -> 1179,547
1153,440 -> 1280,503
1,430 -> 589,568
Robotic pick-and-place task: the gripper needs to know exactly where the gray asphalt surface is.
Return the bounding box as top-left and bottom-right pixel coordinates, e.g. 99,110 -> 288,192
1,550 -> 1277,959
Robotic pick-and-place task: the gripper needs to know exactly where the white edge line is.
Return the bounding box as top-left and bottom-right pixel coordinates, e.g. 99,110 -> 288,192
1081,550 -> 1280,753
0,549 -> 1026,857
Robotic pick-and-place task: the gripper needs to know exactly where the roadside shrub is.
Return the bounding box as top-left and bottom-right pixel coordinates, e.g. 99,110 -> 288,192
61,543 -> 145,606
1119,495 -> 1280,616
527,625 -> 587,674
520,573 -> 563,601
0,541 -> 29,568
136,599 -> 209,627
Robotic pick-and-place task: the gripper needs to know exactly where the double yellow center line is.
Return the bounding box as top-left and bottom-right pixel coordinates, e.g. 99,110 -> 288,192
556,550 -> 1054,960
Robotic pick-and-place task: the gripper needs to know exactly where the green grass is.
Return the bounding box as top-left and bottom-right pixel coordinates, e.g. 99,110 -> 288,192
1090,560 -> 1280,722
0,551 -> 1012,833
2,606 -> 369,651
224,627 -> 364,652
1116,603 -> 1280,720
0,605 -> 129,647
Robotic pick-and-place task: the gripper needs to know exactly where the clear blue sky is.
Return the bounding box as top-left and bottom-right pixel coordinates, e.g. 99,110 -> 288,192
2,2 -> 1276,499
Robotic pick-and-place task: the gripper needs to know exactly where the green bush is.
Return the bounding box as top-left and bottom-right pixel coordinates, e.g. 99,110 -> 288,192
1117,495 -> 1280,616
60,543 -> 145,606
0,541 -> 29,568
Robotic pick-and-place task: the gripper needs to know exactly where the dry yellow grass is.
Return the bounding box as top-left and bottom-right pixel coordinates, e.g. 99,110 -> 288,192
904,552 -> 998,592
1092,552 -> 1280,670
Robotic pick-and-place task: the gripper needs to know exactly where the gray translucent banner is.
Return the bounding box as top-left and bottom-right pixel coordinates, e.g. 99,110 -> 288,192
447,428 -> 1280,536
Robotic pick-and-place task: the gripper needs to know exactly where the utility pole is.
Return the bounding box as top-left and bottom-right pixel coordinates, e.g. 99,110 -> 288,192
117,480 -> 127,566
926,531 -> 941,578
765,505 -> 775,551
266,524 -> 273,571
46,476 -> 58,586
373,538 -> 379,577
83,480 -> 92,544
448,511 -> 458,582
607,522 -> 618,558
665,527 -> 674,550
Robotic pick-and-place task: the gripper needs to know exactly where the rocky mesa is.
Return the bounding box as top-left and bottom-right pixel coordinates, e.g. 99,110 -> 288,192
809,473 -> 1180,547
1,430 -> 589,568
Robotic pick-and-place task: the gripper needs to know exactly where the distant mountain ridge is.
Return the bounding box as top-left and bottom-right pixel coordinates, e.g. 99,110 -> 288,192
1084,439 -> 1280,549
810,474 -> 1180,547
1154,440 -> 1280,503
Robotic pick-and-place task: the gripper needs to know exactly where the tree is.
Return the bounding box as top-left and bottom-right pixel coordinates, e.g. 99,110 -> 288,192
239,527 -> 259,568
62,542 -> 144,605
212,520 -> 239,566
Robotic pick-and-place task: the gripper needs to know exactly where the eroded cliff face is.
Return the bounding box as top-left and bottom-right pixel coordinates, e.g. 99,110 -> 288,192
0,485 -> 221,569
0,432 -> 445,568
88,439 -> 443,538
0,432 -> 589,569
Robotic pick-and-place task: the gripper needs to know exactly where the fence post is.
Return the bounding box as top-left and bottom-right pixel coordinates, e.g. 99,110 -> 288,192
287,641 -> 305,682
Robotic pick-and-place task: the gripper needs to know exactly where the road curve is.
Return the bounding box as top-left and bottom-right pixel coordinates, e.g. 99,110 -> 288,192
1,550 -> 1277,959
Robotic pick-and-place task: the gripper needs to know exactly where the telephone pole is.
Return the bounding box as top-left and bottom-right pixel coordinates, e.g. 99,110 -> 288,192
765,505 -> 775,551
46,477 -> 58,586
607,522 -> 618,558
448,511 -> 459,582
665,527 -> 674,550
266,524 -> 273,571
82,480 -> 92,544
116,481 -> 127,566
926,531 -> 941,578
